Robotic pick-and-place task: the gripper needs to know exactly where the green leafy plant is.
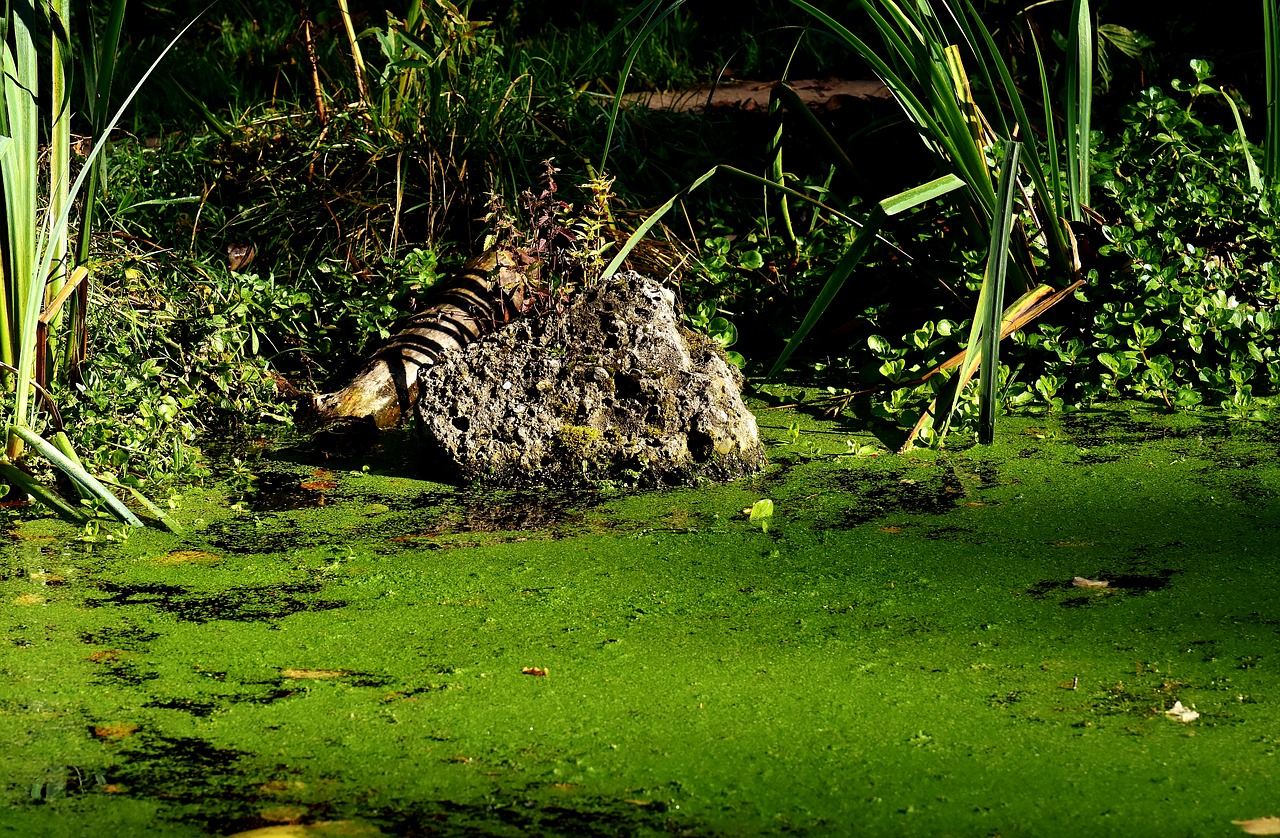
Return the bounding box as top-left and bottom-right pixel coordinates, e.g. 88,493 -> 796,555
0,2 -> 200,526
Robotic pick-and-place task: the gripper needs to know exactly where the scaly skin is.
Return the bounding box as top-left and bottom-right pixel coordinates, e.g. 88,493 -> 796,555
301,251 -> 527,429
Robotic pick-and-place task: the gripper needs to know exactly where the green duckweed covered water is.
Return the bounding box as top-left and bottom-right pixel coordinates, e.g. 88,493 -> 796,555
2,402 -> 1279,836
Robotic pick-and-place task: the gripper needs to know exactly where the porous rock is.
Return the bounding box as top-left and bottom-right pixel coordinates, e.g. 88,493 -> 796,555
415,272 -> 765,488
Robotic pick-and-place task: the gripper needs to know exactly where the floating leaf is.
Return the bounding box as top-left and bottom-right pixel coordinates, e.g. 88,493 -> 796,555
1165,700 -> 1200,723
748,499 -> 774,532
1072,577 -> 1109,589
1235,817 -> 1280,835
92,723 -> 139,740
155,549 -> 222,565
522,667 -> 548,677
280,669 -> 347,680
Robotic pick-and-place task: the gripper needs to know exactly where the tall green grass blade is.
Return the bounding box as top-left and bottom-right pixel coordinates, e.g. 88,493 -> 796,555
601,165 -> 864,282
944,141 -> 1019,441
880,173 -> 965,215
1,5 -> 39,382
1218,89 -> 1264,191
76,0 -> 128,265
767,88 -> 796,243
767,211 -> 885,380
48,0 -> 71,339
15,7 -> 207,433
1031,31 -> 1064,225
1266,0 -> 1280,184
599,0 -> 686,173
977,141 -> 1020,444
7,425 -> 143,527
1065,0 -> 1093,219
769,174 -> 964,378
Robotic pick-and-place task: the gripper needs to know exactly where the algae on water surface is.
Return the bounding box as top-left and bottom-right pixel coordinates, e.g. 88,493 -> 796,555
1,404 -> 1279,835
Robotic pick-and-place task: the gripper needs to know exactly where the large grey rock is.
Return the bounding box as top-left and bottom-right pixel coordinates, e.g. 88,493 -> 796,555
415,272 -> 765,488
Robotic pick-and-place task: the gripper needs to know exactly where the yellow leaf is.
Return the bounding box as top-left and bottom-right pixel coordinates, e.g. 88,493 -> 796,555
228,821 -> 383,838
280,669 -> 347,680
92,723 -> 139,740
12,593 -> 44,606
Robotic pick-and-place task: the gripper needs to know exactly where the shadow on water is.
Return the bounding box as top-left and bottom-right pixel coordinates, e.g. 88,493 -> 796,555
30,732 -> 716,837
86,580 -> 347,622
1025,566 -> 1182,608
824,462 -> 966,528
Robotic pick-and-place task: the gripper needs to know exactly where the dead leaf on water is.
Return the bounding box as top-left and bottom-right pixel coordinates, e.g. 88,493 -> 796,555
1235,817 -> 1280,835
1072,577 -> 1109,589
300,469 -> 337,492
228,822 -> 383,838
280,668 -> 347,680
88,650 -> 124,663
12,593 -> 44,606
155,549 -> 222,566
92,723 -> 139,740
878,526 -> 904,533
522,667 -> 548,677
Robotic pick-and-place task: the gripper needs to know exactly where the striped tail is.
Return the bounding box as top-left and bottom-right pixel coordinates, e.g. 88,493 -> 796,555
300,251 -> 524,429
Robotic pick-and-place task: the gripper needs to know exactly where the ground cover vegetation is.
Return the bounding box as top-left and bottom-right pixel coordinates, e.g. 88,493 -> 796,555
1,0 -> 1277,515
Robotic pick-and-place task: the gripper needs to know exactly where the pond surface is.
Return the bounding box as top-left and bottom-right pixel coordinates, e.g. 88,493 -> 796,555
2,402 -> 1279,836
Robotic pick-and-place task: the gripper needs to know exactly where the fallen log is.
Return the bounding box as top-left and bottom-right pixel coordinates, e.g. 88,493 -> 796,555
298,250 -> 527,429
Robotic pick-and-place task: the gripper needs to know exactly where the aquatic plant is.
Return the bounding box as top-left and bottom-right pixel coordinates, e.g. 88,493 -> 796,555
0,1 -> 196,527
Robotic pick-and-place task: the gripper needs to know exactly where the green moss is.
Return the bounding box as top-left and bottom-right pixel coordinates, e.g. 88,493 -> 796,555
3,403 -> 1280,834
553,423 -> 602,454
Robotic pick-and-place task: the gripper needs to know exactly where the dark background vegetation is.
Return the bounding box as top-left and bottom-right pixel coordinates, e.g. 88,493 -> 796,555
52,0 -> 1280,489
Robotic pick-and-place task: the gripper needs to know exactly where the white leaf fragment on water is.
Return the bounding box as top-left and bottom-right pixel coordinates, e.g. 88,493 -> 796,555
1165,700 -> 1200,723
1072,576 -> 1109,588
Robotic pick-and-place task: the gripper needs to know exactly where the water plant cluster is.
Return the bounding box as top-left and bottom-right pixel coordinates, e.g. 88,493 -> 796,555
0,0 -> 1277,515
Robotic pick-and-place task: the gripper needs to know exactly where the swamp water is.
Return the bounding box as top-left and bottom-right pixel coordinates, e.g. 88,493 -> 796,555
1,401 -> 1278,836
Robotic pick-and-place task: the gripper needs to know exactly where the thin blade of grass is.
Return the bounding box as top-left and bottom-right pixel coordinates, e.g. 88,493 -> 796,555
769,174 -> 964,378
1031,30 -> 1065,224
1218,89 -> 1264,191
767,209 -> 886,380
900,277 -> 1079,452
601,165 -> 864,281
977,141 -> 1021,443
1266,0 -> 1280,184
599,0 -> 686,172
942,140 -> 1020,441
1065,0 -> 1092,219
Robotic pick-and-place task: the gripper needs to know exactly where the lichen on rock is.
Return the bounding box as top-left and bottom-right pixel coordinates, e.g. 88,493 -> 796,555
415,272 -> 765,488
